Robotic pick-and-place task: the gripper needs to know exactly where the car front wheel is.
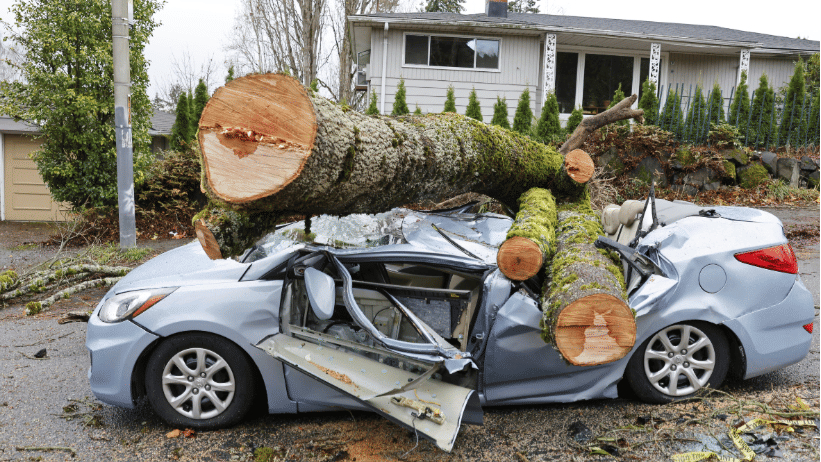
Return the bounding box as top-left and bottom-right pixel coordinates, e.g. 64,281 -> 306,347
626,322 -> 729,403
145,333 -> 255,428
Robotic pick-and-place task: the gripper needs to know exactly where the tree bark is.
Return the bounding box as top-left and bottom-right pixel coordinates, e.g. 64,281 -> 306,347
540,197 -> 635,366
195,73 -> 594,259
497,188 -> 557,281
558,94 -> 645,156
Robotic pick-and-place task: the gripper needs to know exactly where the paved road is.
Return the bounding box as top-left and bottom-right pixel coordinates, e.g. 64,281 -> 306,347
0,206 -> 818,461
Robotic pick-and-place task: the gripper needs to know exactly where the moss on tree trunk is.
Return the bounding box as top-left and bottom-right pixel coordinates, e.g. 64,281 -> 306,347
497,188 -> 557,281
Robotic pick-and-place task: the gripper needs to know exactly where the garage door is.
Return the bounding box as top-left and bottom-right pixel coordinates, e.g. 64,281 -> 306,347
3,135 -> 67,221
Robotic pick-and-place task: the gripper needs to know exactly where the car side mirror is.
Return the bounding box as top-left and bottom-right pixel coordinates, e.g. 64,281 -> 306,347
304,267 -> 335,320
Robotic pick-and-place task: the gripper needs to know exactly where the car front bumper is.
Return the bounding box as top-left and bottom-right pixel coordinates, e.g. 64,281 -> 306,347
724,276 -> 815,379
86,310 -> 159,408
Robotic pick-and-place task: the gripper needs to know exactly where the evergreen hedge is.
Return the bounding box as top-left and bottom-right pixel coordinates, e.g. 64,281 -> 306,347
491,96 -> 510,129
391,78 -> 409,116
465,87 -> 483,121
638,79 -> 659,125
512,88 -> 533,135
535,92 -> 562,142
566,106 -> 583,134
779,58 -> 807,146
443,85 -> 456,113
728,71 -> 751,140
749,74 -> 775,148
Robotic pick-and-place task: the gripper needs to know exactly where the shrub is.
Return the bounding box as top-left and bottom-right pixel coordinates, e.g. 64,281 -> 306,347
535,92 -> 562,142
491,96 -> 510,129
749,73 -> 775,148
443,85 -> 456,113
708,122 -> 741,150
707,81 -> 725,125
738,163 -> 769,189
171,92 -> 193,149
512,88 -> 533,135
192,78 -> 209,129
659,91 -> 684,138
779,58 -> 807,146
684,84 -> 707,143
465,87 -> 483,121
365,89 -> 378,115
608,84 -> 628,126
391,78 -> 409,116
566,105 -> 583,134
728,71 -> 751,140
414,104 -> 422,115
638,79 -> 659,125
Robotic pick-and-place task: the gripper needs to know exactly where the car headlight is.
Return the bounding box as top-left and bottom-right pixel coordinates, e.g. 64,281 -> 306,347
98,287 -> 177,323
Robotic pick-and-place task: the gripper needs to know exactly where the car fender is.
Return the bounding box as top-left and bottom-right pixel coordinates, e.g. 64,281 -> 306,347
131,280 -> 297,414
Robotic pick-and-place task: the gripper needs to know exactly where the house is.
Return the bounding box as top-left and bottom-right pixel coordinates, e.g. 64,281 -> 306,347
348,1 -> 819,120
0,110 -> 174,221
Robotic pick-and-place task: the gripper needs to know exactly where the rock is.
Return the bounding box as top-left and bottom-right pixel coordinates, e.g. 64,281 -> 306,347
800,156 -> 818,171
776,157 -> 799,185
567,421 -> 593,444
628,156 -> 668,187
760,151 -> 778,175
738,164 -> 771,189
595,146 -> 620,172
33,348 -> 47,358
703,181 -> 721,191
749,151 -> 762,162
808,170 -> 820,188
722,148 -> 749,165
672,184 -> 699,196
679,167 -> 719,189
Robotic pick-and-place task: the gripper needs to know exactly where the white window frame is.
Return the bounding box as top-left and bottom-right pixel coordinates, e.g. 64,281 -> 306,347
556,45 -> 670,115
401,31 -> 502,73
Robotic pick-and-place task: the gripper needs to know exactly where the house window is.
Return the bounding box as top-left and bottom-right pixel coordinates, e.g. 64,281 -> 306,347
404,34 -> 500,70
582,54 -> 634,114
555,52 -> 578,113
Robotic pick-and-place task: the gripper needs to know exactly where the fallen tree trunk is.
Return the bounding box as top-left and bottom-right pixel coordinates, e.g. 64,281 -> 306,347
195,74 -> 595,259
558,94 -> 645,156
540,197 -> 635,366
496,188 -> 557,281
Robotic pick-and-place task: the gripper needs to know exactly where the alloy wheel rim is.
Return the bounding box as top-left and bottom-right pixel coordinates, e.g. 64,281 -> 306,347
643,324 -> 715,397
161,347 -> 236,419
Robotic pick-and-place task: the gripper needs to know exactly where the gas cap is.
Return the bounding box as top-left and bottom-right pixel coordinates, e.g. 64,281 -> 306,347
699,264 -> 726,293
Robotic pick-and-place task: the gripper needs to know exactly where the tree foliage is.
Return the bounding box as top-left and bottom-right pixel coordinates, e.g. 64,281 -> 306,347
707,81 -> 725,125
512,88 -> 533,135
491,96 -> 510,129
608,83 -> 628,126
728,71 -> 751,139
424,0 -> 463,13
749,74 -> 775,147
536,92 -> 561,142
465,87 -> 483,121
391,78 -> 409,116
508,0 -> 539,13
225,65 -> 235,83
171,92 -> 193,149
565,106 -> 583,134
638,79 -> 659,125
684,84 -> 707,142
0,0 -> 160,209
779,58 -> 807,145
365,88 -> 379,115
192,79 -> 209,128
659,91 -> 684,138
443,85 -> 456,113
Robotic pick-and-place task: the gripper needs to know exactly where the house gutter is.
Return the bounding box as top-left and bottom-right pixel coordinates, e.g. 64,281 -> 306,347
380,22 -> 389,115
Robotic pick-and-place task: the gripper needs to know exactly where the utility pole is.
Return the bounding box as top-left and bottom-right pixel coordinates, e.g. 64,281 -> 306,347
112,0 -> 136,248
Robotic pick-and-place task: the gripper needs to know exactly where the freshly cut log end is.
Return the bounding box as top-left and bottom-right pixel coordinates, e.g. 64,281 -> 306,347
198,74 -> 317,204
498,187 -> 557,281
554,293 -> 636,366
565,149 -> 595,184
195,219 -> 223,260
193,207 -> 283,260
497,237 -> 543,281
540,197 -> 634,366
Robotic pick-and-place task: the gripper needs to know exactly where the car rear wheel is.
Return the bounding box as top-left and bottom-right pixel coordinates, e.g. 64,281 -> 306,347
626,322 -> 729,403
145,333 -> 255,428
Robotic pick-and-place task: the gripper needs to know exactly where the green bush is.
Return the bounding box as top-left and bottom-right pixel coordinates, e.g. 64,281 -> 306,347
638,79 -> 659,125
708,122 -> 741,150
779,58 -> 807,146
465,87 -> 482,121
414,104 -> 422,115
608,83 -> 628,126
192,79 -> 209,130
738,163 -> 769,189
684,84 -> 707,142
443,85 -> 456,113
491,96 -> 510,129
659,91 -> 684,138
391,78 -> 409,116
566,105 -> 583,133
707,81 -> 725,124
512,88 -> 533,135
171,92 -> 193,149
535,92 -> 562,142
365,88 -> 378,115
749,73 -> 775,148
729,71 -> 751,140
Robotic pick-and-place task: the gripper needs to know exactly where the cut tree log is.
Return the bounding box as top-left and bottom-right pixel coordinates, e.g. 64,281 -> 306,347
194,73 -> 596,259
497,188 -> 557,281
540,197 -> 635,366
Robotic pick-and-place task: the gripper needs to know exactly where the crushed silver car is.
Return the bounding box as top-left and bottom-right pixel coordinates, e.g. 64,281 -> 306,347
86,196 -> 814,451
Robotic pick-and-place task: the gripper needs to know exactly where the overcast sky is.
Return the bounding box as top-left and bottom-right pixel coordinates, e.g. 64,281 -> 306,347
0,0 -> 818,99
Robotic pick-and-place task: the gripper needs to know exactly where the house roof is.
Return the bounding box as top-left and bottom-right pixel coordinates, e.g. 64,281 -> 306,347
0,109 -> 175,136
350,12 -> 819,55
149,110 -> 175,136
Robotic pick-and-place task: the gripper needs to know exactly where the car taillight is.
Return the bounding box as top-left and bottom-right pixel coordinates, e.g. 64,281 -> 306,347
734,243 -> 798,274
803,323 -> 814,334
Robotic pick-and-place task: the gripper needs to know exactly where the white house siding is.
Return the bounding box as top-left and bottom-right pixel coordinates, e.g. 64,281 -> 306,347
369,28 -> 542,118
747,56 -> 800,92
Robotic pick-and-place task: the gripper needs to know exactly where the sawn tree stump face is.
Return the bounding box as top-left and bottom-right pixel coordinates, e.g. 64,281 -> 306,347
555,293 -> 636,366
496,236 -> 543,281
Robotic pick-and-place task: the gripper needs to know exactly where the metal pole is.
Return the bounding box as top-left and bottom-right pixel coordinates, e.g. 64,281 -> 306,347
113,0 -> 135,248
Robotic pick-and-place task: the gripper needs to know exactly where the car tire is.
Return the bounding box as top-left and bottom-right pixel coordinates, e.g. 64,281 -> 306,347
625,322 -> 729,404
145,333 -> 255,429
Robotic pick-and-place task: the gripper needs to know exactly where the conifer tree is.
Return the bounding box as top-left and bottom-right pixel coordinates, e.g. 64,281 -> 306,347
424,0 -> 463,13
414,104 -> 422,115
707,81 -> 725,125
192,78 -> 209,128
638,79 -> 659,125
512,88 -> 533,135
365,89 -> 379,115
391,78 -> 409,116
749,74 -> 775,147
809,94 -> 820,146
659,91 -> 684,139
491,96 -> 510,129
535,92 -> 561,142
171,92 -> 192,149
729,71 -> 751,140
565,106 -> 583,134
465,87 -> 483,121
225,65 -> 235,84
443,85 -> 456,113
608,84 -> 628,126
684,84 -> 707,142
779,58 -> 807,145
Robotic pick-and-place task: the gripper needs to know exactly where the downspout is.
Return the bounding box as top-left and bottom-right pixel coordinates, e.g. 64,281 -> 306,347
380,22 -> 389,115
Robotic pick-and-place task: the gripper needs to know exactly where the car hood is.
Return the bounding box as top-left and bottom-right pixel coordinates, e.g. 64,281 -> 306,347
111,241 -> 250,294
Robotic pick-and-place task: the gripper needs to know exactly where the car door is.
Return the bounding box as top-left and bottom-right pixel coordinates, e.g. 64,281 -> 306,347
255,251 -> 482,452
